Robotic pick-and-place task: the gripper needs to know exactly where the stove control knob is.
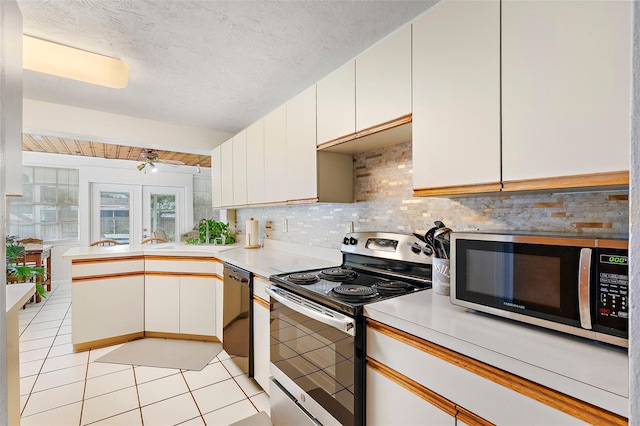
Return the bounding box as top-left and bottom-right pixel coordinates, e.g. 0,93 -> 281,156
343,237 -> 350,245
411,242 -> 422,254
349,237 -> 358,245
423,245 -> 433,256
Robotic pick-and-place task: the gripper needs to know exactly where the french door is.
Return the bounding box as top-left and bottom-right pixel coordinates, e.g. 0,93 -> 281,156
91,183 -> 185,244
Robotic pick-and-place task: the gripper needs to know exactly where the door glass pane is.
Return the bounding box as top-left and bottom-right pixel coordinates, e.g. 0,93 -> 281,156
100,191 -> 131,244
149,193 -> 176,241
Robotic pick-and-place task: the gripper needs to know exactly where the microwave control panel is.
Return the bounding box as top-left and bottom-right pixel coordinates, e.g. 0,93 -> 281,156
596,249 -> 628,336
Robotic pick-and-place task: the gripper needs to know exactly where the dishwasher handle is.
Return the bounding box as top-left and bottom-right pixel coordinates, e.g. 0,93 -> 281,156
266,286 -> 355,336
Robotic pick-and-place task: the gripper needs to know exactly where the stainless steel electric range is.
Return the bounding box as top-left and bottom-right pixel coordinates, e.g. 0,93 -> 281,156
267,232 -> 433,426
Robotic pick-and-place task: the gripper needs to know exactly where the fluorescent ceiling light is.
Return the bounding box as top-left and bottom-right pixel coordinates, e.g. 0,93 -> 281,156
23,35 -> 129,89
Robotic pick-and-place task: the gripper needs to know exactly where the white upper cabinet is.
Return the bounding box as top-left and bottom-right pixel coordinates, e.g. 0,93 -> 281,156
501,0 -> 631,188
412,0 -> 501,195
356,24 -> 412,133
317,61 -> 356,145
1,0 -> 22,196
232,130 -> 247,205
246,120 -> 266,205
210,145 -> 222,208
220,139 -> 234,206
286,85 -> 317,201
264,104 -> 288,203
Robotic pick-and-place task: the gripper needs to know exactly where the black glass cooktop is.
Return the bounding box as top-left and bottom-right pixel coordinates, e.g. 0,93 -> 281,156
270,266 -> 430,315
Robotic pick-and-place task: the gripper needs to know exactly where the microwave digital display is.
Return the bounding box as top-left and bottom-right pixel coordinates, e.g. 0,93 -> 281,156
600,254 -> 628,266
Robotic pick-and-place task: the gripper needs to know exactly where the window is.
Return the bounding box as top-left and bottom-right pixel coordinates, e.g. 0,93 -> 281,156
7,166 -> 79,240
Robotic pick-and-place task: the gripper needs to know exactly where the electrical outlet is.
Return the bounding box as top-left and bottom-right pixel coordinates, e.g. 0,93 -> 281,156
282,219 -> 288,233
348,221 -> 354,233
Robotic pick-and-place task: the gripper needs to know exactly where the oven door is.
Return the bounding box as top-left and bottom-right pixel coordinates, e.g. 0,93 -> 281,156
266,286 -> 356,426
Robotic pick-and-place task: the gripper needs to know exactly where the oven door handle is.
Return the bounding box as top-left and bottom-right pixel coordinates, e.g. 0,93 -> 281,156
266,287 -> 356,336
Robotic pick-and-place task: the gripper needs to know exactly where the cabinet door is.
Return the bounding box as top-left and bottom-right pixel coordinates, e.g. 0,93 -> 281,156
211,146 -> 222,208
220,140 -> 234,206
252,298 -> 270,393
246,120 -> 266,204
145,275 -> 180,333
367,365 -> 455,425
1,0 -> 22,196
232,130 -> 248,205
264,104 -> 288,203
356,24 -> 411,132
215,276 -> 224,339
412,0 -> 501,195
502,1 -> 631,186
286,85 -> 317,201
180,276 -> 216,336
317,61 -> 356,145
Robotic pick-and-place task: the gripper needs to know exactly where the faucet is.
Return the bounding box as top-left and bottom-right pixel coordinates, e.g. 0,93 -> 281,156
199,219 -> 209,244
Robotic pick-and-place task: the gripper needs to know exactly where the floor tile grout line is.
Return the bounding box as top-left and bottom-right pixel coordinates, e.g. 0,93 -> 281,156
180,369 -> 207,425
78,349 -> 90,426
132,363 -> 145,426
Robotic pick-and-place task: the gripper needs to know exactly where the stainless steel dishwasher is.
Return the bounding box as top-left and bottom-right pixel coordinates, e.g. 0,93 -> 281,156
222,263 -> 254,377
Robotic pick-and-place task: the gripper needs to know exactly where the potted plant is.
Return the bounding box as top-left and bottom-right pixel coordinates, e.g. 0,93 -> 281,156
6,236 -> 47,301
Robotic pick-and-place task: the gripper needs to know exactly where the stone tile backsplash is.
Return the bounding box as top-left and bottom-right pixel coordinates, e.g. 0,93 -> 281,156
231,141 -> 629,249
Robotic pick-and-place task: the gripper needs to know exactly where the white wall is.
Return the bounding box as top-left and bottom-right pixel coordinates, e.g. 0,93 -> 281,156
629,3 -> 639,422
23,99 -> 232,154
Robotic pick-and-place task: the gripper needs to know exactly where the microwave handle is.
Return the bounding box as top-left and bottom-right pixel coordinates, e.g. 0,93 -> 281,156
578,248 -> 592,330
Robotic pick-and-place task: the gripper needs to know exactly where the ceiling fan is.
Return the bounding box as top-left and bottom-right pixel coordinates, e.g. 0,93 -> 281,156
137,149 -> 184,173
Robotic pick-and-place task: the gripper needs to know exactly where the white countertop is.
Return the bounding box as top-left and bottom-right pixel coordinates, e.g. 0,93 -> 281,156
63,240 -> 341,279
6,283 -> 36,314
364,290 -> 629,417
63,242 -> 242,259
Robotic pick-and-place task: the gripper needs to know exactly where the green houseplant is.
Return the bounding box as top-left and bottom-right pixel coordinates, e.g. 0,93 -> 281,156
6,236 -> 47,300
183,220 -> 235,245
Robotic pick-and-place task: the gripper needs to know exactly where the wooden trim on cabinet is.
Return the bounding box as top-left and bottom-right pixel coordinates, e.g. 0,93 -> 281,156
413,182 -> 502,197
356,113 -> 412,139
144,271 -> 218,279
456,406 -> 495,426
367,357 -> 458,418
287,197 -> 320,205
316,114 -> 412,151
502,171 -> 629,192
73,332 -> 144,352
253,295 -> 270,310
316,132 -> 359,150
72,271 -> 145,282
72,256 -> 143,265
367,320 -> 628,425
144,331 -> 220,343
144,255 -> 222,263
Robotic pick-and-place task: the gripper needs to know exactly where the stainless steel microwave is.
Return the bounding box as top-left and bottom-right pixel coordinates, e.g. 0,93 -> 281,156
450,232 -> 629,348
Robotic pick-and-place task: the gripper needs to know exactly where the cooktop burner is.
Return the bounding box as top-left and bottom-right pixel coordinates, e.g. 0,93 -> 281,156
331,285 -> 378,301
318,268 -> 358,282
371,280 -> 414,294
286,273 -> 319,285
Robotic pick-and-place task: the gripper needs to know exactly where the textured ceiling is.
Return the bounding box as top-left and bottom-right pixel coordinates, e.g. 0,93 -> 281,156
17,0 -> 437,135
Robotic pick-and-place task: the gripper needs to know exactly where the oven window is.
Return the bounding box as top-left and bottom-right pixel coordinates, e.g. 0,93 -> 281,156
271,300 -> 355,426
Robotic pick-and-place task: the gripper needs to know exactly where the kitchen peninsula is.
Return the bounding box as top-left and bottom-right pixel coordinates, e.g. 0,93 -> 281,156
63,241 -> 339,352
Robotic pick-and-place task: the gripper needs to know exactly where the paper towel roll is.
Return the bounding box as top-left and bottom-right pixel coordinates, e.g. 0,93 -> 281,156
246,218 -> 259,246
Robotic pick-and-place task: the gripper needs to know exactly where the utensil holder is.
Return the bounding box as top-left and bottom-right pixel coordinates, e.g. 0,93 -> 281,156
433,257 -> 450,296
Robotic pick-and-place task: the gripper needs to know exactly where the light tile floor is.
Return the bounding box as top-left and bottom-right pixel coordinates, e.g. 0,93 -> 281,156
17,281 -> 270,425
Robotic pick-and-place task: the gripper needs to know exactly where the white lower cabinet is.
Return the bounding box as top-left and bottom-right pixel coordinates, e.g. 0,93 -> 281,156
366,321 -> 605,425
145,275 -> 217,336
253,297 -> 270,393
180,276 -> 217,336
72,275 -> 145,348
145,275 -> 180,333
366,365 -> 455,425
